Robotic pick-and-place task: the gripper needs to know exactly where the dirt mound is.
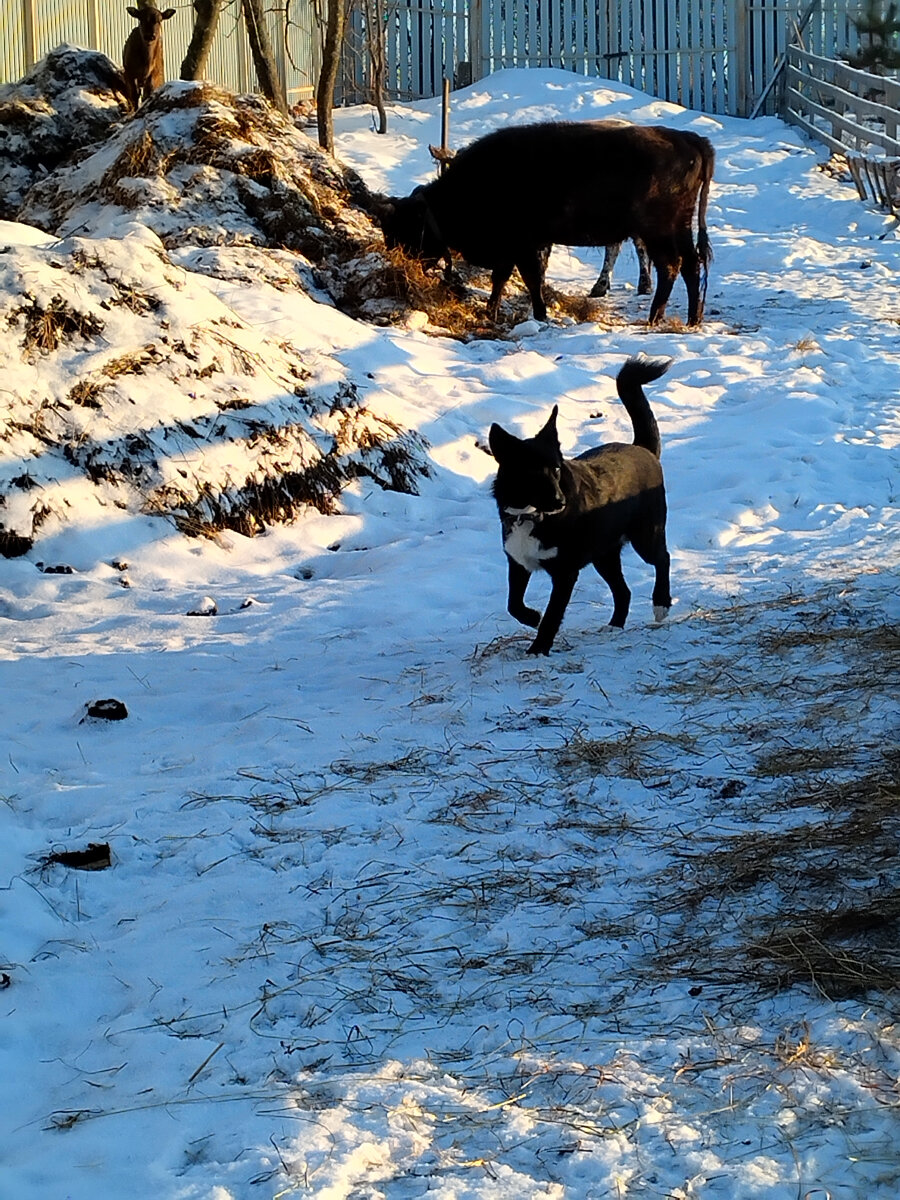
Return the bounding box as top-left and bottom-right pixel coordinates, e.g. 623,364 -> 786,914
16,77 -> 426,323
13,57 -> 555,332
0,45 -> 130,219
0,227 -> 430,557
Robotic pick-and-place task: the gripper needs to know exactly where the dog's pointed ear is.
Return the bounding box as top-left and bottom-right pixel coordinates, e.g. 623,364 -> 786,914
489,422 -> 517,462
537,405 -> 560,447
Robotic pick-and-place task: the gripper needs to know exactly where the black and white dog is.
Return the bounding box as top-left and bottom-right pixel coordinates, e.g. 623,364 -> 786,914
489,356 -> 673,655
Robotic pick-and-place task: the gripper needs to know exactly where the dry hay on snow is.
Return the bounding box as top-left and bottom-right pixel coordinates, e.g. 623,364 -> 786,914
0,50 -> 443,556
644,588 -> 900,1002
0,230 -> 429,557
12,69 -> 462,328
0,46 -> 130,219
18,78 -> 378,263
12,53 -> 604,334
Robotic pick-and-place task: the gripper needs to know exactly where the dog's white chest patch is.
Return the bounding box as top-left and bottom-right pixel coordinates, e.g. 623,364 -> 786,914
504,519 -> 557,572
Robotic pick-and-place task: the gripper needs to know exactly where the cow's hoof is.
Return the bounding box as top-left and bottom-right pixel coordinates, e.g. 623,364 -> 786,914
526,641 -> 551,656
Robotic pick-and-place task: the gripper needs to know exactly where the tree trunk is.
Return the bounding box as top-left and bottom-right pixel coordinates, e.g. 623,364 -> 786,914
242,0 -> 289,114
180,0 -> 223,80
366,0 -> 387,134
316,0 -> 346,153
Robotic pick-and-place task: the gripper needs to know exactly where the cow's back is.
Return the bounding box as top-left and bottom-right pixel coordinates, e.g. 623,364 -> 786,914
429,122 -> 711,260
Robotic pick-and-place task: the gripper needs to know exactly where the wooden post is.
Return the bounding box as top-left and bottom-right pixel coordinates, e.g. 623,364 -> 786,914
441,76 -> 450,161
733,0 -> 748,116
469,0 -> 483,81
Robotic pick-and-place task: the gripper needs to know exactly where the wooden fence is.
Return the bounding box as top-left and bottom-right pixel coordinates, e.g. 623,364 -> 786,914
784,45 -> 900,209
358,0 -> 866,116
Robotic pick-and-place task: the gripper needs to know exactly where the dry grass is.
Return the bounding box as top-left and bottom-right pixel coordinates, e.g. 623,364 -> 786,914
68,379 -> 104,409
556,727 -> 697,780
13,294 -> 105,356
103,128 -> 160,183
657,737 -> 900,999
332,248 -> 501,336
338,250 -> 631,338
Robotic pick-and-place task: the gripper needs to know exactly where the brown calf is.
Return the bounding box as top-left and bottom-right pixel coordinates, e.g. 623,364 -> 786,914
123,5 -> 175,110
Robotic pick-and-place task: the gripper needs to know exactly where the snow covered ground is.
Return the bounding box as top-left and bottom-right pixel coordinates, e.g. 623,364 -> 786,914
1,68 -> 899,1199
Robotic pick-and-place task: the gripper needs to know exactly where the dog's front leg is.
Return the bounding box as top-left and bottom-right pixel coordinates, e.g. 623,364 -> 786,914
528,569 -> 578,655
506,556 -> 541,628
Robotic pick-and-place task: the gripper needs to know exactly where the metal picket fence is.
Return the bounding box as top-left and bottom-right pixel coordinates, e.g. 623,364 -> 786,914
1,0 -> 867,117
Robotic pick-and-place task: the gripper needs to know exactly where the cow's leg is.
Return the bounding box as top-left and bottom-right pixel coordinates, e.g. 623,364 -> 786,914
515,250 -> 549,322
590,242 -> 622,297
644,240 -> 681,326
635,238 -> 653,295
487,262 -> 514,321
506,557 -> 541,628
676,230 -> 704,326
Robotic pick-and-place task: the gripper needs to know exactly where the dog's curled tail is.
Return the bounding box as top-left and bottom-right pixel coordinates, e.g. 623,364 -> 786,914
615,356 -> 672,459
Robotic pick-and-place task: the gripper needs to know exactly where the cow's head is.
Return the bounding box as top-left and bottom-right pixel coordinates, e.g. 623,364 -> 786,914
127,5 -> 176,43
378,188 -> 446,264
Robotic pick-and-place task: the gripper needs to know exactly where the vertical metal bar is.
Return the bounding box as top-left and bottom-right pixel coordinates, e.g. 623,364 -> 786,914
567,0 -> 580,75
399,2 -> 410,98
23,0 -> 37,69
386,2 -> 398,98
664,0 -> 677,103
702,0 -> 714,111
86,0 -> 101,50
503,0 -> 513,68
432,0 -> 441,96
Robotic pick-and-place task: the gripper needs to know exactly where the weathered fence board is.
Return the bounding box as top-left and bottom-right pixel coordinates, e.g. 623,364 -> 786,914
785,46 -> 900,155
784,46 -> 900,211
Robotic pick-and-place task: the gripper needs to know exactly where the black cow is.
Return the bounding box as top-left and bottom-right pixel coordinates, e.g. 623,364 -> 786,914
378,121 -> 714,327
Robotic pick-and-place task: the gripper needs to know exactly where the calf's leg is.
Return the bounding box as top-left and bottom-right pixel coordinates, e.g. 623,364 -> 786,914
590,242 -> 622,297
487,261 -> 514,321
635,238 -> 653,294
676,230 -> 704,326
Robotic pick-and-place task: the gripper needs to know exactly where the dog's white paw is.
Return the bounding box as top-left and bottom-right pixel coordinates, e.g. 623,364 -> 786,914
653,605 -> 671,623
